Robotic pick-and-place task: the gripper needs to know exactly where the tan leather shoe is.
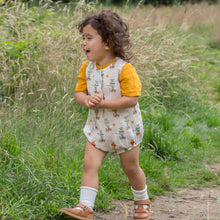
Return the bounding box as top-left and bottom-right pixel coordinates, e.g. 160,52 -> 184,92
59,204 -> 94,220
133,199 -> 151,220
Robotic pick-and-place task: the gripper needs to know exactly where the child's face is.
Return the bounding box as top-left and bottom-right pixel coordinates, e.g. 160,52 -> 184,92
82,24 -> 113,66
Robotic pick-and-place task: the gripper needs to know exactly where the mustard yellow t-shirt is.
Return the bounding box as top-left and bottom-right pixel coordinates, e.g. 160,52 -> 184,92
75,59 -> 141,97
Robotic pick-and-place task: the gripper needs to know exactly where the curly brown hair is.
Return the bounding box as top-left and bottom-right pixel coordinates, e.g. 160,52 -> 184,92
78,10 -> 131,62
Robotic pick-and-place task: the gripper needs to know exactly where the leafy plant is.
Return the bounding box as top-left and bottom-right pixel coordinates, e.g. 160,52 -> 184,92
0,1 -> 220,219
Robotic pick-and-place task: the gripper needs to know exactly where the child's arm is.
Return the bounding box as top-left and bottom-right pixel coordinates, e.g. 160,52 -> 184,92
75,92 -> 138,110
75,91 -> 103,108
90,96 -> 139,110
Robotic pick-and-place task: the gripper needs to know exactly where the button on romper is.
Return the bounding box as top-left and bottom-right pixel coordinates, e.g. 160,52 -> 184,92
83,57 -> 144,155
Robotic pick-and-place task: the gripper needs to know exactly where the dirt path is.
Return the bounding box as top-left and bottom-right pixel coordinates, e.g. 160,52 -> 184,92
94,188 -> 220,220
94,164 -> 220,220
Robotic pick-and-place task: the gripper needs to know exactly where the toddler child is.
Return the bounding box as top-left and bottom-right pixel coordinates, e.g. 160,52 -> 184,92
59,10 -> 151,220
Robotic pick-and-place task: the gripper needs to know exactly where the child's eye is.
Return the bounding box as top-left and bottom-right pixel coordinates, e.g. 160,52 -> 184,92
82,35 -> 93,41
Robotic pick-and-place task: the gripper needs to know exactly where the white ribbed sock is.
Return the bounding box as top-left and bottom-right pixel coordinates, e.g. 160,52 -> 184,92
131,185 -> 149,209
76,186 -> 98,211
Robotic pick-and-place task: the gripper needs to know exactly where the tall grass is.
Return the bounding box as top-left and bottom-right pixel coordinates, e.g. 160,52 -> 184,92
0,1 -> 220,219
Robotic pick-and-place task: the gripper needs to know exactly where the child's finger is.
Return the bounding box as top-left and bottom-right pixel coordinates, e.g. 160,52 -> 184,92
96,94 -> 103,101
88,101 -> 96,107
92,94 -> 102,99
91,95 -> 102,103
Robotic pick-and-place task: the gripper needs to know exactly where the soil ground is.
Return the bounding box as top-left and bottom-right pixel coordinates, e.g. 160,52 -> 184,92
94,164 -> 220,220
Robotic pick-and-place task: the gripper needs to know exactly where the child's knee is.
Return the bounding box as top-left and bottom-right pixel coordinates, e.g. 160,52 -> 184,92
122,165 -> 140,177
83,156 -> 101,172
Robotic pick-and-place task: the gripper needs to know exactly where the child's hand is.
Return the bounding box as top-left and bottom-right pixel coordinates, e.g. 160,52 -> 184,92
86,94 -> 103,108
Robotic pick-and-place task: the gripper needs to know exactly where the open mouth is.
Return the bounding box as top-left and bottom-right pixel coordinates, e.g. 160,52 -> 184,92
85,49 -> 90,55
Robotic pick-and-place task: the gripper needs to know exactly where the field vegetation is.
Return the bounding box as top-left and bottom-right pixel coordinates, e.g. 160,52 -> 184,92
0,1 -> 220,219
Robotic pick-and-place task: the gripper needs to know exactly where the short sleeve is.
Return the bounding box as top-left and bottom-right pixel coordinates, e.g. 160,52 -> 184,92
75,61 -> 88,92
120,63 -> 142,97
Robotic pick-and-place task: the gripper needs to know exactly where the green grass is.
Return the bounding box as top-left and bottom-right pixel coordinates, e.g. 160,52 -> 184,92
0,1 -> 220,219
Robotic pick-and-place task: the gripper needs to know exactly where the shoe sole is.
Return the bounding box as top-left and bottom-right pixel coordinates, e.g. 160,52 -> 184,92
60,209 -> 93,220
133,218 -> 149,220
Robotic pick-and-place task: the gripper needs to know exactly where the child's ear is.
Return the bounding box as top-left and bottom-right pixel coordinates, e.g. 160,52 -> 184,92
105,45 -> 111,50
104,40 -> 111,50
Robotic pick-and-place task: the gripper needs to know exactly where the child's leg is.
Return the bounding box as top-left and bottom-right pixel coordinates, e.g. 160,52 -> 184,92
81,141 -> 108,189
119,145 -> 146,190
80,141 -> 107,209
59,141 -> 107,220
119,145 -> 150,219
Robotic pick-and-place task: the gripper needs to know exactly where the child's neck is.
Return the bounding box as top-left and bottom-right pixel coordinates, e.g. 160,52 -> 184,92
96,54 -> 116,67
